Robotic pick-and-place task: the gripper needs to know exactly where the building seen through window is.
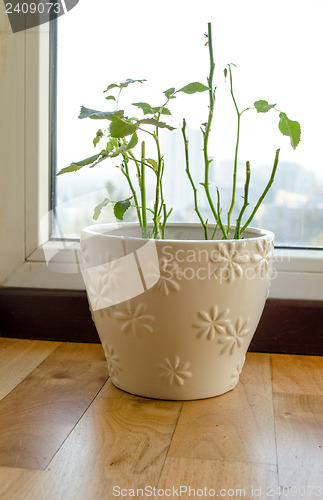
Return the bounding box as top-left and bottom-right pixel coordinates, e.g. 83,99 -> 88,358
53,0 -> 323,248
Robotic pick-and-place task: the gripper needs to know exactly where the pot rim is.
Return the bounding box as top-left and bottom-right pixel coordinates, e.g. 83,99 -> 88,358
81,222 -> 274,243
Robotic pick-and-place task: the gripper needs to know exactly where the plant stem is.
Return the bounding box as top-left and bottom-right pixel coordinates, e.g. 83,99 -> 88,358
203,22 -> 223,235
182,118 -> 208,239
152,132 -> 163,238
140,141 -> 148,238
234,161 -> 250,239
161,206 -> 172,239
216,188 -> 228,239
240,148 -> 280,233
122,155 -> 142,226
227,64 -> 241,233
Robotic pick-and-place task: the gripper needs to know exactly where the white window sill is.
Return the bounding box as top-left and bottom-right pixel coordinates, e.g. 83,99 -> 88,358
2,242 -> 323,300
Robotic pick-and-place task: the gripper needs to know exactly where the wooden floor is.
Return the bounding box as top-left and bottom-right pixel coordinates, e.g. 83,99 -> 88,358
0,339 -> 322,500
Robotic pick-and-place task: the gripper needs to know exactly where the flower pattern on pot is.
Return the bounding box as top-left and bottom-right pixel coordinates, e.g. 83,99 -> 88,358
103,345 -> 121,381
194,306 -> 230,341
229,355 -> 246,389
218,317 -> 250,355
148,258 -> 183,296
210,242 -> 249,283
82,254 -> 123,311
113,302 -> 154,337
251,239 -> 274,278
83,265 -> 112,311
158,356 -> 192,386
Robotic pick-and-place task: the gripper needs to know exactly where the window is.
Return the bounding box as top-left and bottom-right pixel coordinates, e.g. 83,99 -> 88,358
54,0 -> 323,250
1,0 -> 323,299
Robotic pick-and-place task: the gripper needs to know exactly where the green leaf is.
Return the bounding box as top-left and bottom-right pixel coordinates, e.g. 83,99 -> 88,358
125,132 -> 139,150
151,106 -> 172,115
119,78 -> 146,89
178,82 -> 210,94
109,116 -> 138,138
105,95 -> 116,101
93,129 -> 104,147
79,106 -> 123,120
103,84 -> 119,92
114,199 -> 131,220
278,112 -> 301,149
132,102 -> 153,115
56,153 -> 101,175
164,87 -> 175,98
106,137 -> 119,152
93,198 -> 110,221
254,100 -> 276,113
143,158 -> 158,171
138,118 -> 175,130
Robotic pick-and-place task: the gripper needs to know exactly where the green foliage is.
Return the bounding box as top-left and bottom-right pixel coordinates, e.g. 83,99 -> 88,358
79,106 -> 122,120
254,100 -> 276,113
278,112 -> 301,149
119,78 -> 146,89
109,116 -> 138,138
132,102 -> 154,115
178,82 -> 210,94
93,129 -> 104,147
125,132 -> 138,150
182,23 -> 301,240
103,79 -> 146,93
254,100 -> 301,150
164,87 -> 175,98
93,198 -> 110,221
114,199 -> 131,220
132,102 -> 172,116
60,23 -> 301,240
56,153 -> 101,175
139,118 -> 175,131
143,158 -> 158,171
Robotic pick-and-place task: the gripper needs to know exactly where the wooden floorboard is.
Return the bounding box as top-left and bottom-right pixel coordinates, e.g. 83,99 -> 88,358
0,338 -> 59,402
0,343 -> 109,470
272,353 -> 323,497
158,458 -> 280,500
0,339 -> 322,500
168,353 -> 277,464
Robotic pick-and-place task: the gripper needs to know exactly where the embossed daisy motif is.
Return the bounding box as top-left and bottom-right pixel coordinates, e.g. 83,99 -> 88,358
251,239 -> 274,278
113,302 -> 154,337
103,345 -> 121,380
82,253 -> 123,311
230,355 -> 246,388
210,242 -> 249,283
158,356 -> 192,386
83,265 -> 112,311
148,258 -> 183,296
194,306 -> 230,341
218,317 -> 250,355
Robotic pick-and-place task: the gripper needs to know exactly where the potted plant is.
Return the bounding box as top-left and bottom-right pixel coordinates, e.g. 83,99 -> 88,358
58,23 -> 300,400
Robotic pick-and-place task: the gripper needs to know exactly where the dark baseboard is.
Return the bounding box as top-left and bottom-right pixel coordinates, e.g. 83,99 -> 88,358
0,287 -> 322,355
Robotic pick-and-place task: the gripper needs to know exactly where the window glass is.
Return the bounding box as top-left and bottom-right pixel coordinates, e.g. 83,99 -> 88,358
54,0 -> 323,247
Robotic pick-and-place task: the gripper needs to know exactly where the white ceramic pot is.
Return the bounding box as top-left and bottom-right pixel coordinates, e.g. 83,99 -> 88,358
80,223 -> 274,400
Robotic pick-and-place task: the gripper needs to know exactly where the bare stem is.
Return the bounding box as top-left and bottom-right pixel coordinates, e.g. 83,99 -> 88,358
240,149 -> 280,233
140,141 -> 148,238
216,188 -> 228,239
122,155 -> 142,226
203,22 -> 222,234
182,118 -> 208,239
227,64 -> 241,232
234,161 -> 251,239
152,132 -> 163,238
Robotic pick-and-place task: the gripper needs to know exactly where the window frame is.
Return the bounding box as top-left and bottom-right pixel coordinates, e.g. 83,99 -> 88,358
1,12 -> 323,300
